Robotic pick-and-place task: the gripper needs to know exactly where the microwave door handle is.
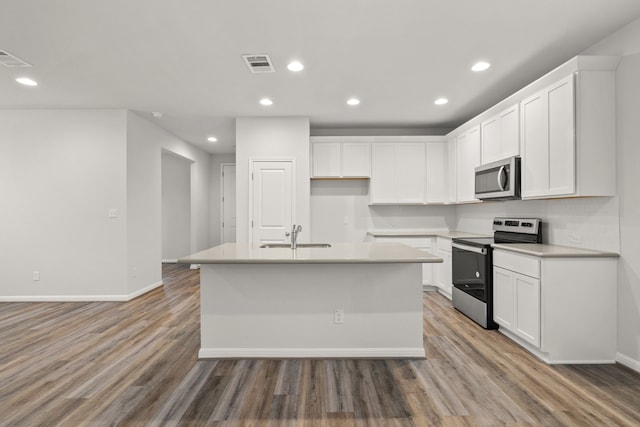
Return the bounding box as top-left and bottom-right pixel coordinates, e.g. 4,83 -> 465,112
497,165 -> 507,191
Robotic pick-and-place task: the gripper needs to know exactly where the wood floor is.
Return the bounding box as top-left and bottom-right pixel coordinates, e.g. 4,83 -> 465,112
1,264 -> 639,426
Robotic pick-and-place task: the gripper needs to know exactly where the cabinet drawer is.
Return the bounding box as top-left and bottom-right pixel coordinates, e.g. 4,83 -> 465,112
493,250 -> 540,278
375,237 -> 433,248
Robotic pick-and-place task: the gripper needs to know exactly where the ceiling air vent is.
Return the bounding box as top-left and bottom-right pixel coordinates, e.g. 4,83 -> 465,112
242,54 -> 275,73
0,50 -> 32,68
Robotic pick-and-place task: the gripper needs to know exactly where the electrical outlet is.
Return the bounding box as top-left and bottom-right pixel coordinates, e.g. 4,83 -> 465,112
343,216 -> 349,225
569,234 -> 582,245
334,309 -> 344,324
32,271 -> 40,281
108,208 -> 118,218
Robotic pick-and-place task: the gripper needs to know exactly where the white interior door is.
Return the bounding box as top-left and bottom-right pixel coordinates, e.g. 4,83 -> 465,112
221,163 -> 236,243
251,160 -> 294,244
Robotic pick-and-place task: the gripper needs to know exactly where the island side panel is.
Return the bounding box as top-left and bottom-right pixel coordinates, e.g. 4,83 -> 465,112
199,263 -> 425,358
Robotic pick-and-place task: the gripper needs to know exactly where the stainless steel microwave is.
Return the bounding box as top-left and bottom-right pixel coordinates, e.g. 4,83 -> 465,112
474,156 -> 521,200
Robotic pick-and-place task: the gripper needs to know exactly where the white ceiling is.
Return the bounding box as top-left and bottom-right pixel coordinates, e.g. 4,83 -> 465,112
2,0 -> 640,154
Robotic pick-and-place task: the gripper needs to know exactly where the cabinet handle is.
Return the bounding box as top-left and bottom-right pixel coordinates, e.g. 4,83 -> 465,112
497,166 -> 507,191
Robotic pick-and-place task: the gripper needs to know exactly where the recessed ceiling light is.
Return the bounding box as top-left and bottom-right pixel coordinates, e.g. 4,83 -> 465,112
471,61 -> 491,72
15,77 -> 37,86
260,98 -> 273,106
207,136 -> 218,142
287,61 -> 304,72
151,111 -> 163,118
434,98 -> 448,105
347,98 -> 360,106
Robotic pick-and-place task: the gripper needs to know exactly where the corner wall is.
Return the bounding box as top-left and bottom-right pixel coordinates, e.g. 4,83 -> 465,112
126,112 -> 211,296
583,15 -> 640,372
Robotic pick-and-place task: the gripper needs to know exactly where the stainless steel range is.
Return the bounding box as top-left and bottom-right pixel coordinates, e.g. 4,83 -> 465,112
451,218 -> 542,329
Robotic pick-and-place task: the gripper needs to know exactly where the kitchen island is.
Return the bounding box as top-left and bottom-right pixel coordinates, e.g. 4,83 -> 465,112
179,242 -> 442,359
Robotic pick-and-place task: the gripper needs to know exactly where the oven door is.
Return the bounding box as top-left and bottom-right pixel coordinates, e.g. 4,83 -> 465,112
451,242 -> 489,302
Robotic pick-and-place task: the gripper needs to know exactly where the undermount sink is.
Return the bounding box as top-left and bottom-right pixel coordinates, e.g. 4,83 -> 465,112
260,243 -> 332,249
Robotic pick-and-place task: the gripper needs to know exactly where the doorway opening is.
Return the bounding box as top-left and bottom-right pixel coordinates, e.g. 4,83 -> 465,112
161,150 -> 194,263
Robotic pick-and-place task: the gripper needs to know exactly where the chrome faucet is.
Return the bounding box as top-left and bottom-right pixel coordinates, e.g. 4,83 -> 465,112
287,224 -> 302,249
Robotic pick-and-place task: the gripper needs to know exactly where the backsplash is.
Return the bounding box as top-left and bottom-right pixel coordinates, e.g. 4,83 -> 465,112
310,180 -> 455,242
311,180 -> 620,253
456,196 -> 620,253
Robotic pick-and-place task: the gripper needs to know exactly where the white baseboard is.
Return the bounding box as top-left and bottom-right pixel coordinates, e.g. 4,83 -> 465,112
0,295 -> 130,302
616,352 -> 640,373
198,347 -> 426,359
127,280 -> 164,300
189,264 -> 200,270
0,280 -> 164,302
162,259 -> 178,263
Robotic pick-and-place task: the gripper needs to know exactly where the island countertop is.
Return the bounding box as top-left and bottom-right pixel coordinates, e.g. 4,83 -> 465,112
178,242 -> 443,264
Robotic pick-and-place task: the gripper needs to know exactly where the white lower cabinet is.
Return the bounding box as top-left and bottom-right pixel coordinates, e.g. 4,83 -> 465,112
492,248 -> 617,364
374,237 -> 434,289
493,264 -> 540,347
434,237 -> 453,298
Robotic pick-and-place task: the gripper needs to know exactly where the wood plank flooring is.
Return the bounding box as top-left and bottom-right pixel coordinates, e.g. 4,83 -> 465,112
1,263 -> 639,426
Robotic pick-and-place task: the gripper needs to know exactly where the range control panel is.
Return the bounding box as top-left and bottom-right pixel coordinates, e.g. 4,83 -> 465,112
492,217 -> 541,235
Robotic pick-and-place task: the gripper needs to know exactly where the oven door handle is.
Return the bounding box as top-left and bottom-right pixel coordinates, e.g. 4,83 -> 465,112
452,242 -> 488,255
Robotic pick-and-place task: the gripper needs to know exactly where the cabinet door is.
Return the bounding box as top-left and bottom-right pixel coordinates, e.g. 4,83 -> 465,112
521,90 -> 549,198
547,75 -> 575,196
397,143 -> 426,203
456,126 -> 481,202
342,143 -> 370,177
499,104 -> 520,159
481,116 -> 500,164
515,273 -> 541,347
370,143 -> 397,203
426,142 -> 447,203
493,266 -> 515,329
312,143 -> 341,177
436,248 -> 452,298
447,138 -> 457,203
521,75 -> 575,199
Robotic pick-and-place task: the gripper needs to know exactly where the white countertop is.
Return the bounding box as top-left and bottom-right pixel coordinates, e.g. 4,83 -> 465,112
492,243 -> 619,258
179,242 -> 444,264
367,229 -> 488,239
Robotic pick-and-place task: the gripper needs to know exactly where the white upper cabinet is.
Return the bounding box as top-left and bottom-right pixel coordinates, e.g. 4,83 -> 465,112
447,137 -> 457,203
521,75 -> 575,198
481,104 -> 519,164
425,142 -> 447,204
371,143 -> 426,204
520,69 -> 616,199
311,142 -> 341,177
446,55 -> 617,201
311,141 -> 370,178
341,143 -> 370,177
397,143 -> 427,203
456,126 -> 481,203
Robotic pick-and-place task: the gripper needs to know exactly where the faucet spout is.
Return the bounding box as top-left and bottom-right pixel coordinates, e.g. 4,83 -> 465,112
290,224 -> 302,249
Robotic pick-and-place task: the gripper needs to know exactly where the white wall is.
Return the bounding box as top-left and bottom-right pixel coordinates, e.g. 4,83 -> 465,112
161,151 -> 192,261
0,109 -> 212,300
126,112 -> 211,295
615,52 -> 640,368
0,110 -> 128,299
310,180 -> 455,242
210,153 -> 235,246
235,117 -> 310,243
582,15 -> 640,371
455,197 -> 620,252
